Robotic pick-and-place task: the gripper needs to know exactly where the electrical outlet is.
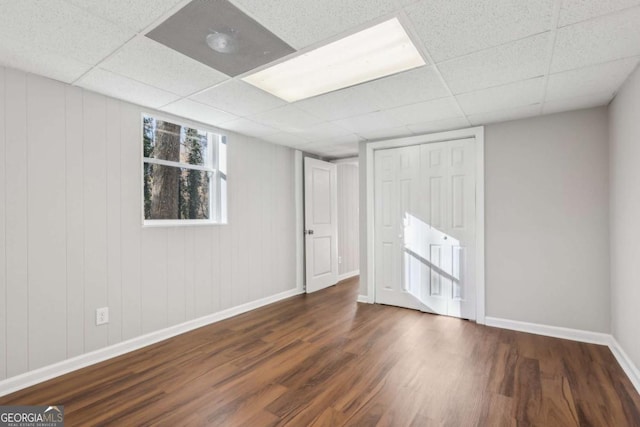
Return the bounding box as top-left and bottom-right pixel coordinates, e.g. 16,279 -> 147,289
96,307 -> 109,326
338,256 -> 342,264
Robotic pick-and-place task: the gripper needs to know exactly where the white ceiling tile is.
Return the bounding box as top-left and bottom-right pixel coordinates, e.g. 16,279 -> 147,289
456,77 -> 545,115
0,36 -> 92,83
260,132 -> 311,147
289,122 -> 353,141
310,133 -> 363,146
160,99 -> 238,126
334,148 -> 359,156
405,0 -> 555,62
546,57 -> 639,101
285,141 -> 316,149
249,105 -> 324,132
353,66 -> 450,109
231,0 -> 398,49
387,97 -> 463,126
332,149 -> 359,157
558,0 -> 640,27
439,33 -> 549,95
300,141 -> 359,157
322,145 -> 359,157
395,0 -> 421,6
219,117 -> 278,138
358,126 -> 413,141
0,0 -> 134,66
297,145 -> 327,157
294,86 -> 381,121
407,117 -> 470,135
76,68 -> 180,108
551,7 -> 640,73
543,92 -> 613,115
192,80 -> 286,117
67,0 -> 185,32
332,111 -> 403,134
297,139 -> 336,149
467,104 -> 542,126
100,37 -> 229,96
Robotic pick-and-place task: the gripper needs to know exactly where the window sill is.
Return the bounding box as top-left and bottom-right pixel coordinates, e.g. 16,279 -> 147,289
142,219 -> 228,228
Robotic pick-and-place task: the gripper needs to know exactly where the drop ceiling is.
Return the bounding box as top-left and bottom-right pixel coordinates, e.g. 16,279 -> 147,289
1,0 -> 639,159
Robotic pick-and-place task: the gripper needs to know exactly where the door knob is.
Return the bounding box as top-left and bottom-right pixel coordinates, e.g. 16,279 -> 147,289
305,230 -> 314,235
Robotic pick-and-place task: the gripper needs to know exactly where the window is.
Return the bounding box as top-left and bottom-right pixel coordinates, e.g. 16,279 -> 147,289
142,114 -> 227,225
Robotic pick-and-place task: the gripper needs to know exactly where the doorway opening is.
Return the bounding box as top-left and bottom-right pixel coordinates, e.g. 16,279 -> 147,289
302,156 -> 360,294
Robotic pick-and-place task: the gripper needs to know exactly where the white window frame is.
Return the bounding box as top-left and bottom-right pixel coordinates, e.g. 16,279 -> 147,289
141,113 -> 228,227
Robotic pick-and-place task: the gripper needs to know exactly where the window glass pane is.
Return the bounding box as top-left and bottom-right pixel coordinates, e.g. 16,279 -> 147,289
182,127 -> 210,166
181,168 -> 211,220
144,163 -> 211,220
143,115 -> 210,166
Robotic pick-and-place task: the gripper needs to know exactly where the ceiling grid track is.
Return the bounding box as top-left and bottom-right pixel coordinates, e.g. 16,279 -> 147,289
70,0 -> 194,86
398,10 -> 472,128
539,0 -> 565,112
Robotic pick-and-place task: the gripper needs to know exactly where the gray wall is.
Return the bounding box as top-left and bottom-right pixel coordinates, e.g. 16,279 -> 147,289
485,108 -> 610,332
0,66 -> 297,381
336,161 -> 359,277
609,65 -> 640,369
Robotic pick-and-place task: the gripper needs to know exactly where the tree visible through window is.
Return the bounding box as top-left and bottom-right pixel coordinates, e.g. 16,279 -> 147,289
142,115 -> 227,224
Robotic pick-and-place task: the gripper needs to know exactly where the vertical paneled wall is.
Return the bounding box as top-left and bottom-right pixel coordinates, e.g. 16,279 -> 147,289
0,67 -> 297,381
336,161 -> 359,277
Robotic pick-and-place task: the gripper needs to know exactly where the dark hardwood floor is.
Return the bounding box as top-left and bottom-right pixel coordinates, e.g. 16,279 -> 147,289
1,277 -> 639,426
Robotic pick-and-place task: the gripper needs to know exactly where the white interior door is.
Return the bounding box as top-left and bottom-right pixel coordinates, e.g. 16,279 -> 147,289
304,157 -> 338,293
374,138 -> 477,319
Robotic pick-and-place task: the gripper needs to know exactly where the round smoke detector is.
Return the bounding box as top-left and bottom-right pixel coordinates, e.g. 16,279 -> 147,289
206,32 -> 238,54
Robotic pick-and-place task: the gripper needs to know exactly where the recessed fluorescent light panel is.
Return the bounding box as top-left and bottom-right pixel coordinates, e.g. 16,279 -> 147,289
242,18 -> 426,102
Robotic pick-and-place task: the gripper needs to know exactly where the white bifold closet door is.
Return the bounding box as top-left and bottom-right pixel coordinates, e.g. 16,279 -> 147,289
374,138 -> 476,320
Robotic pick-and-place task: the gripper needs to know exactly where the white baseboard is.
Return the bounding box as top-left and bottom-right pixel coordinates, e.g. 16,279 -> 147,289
485,316 -> 640,394
356,295 -> 369,303
0,287 -> 304,397
608,336 -> 640,394
484,317 -> 610,345
337,270 -> 360,282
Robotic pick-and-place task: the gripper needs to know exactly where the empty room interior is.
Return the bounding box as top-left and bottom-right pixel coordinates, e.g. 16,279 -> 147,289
1,0 -> 640,425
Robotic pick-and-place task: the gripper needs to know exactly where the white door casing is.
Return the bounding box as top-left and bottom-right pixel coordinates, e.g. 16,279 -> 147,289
373,137 -> 478,320
304,157 -> 338,293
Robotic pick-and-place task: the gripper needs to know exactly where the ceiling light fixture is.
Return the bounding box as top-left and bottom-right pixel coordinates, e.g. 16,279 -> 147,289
242,18 -> 426,102
206,31 -> 238,54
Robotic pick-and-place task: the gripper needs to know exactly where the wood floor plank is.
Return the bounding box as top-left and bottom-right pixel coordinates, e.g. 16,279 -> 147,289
0,276 -> 638,426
